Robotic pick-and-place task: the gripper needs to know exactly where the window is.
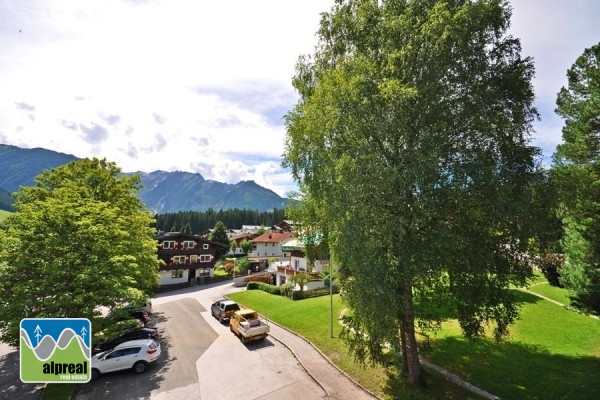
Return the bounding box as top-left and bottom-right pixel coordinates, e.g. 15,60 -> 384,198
171,270 -> 183,278
183,241 -> 195,249
173,256 -> 186,264
203,244 -> 209,250
200,255 -> 211,262
294,259 -> 300,269
163,241 -> 176,249
189,255 -> 198,263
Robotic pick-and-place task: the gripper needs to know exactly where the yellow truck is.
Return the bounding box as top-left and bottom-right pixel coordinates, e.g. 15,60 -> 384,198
229,309 -> 269,344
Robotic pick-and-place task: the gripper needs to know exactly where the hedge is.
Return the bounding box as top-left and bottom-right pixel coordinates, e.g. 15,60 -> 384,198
291,285 -> 340,300
247,281 -> 281,295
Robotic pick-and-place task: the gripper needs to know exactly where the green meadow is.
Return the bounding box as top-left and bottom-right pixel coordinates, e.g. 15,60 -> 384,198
229,283 -> 600,400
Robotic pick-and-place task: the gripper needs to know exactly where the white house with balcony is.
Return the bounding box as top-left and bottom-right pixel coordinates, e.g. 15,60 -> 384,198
248,231 -> 293,269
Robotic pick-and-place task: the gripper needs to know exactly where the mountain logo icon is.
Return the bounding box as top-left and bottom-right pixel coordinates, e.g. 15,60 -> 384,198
20,318 -> 91,383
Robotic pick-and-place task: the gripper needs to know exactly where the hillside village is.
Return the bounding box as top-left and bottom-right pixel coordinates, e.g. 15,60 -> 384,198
155,220 -> 329,291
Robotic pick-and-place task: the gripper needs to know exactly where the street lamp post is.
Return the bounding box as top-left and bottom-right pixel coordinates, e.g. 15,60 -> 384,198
330,261 -> 333,338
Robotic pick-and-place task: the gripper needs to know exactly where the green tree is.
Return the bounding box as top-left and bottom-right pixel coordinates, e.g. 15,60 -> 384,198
283,0 -> 539,386
289,272 -> 312,292
239,238 -> 254,254
209,221 -> 230,260
0,158 -> 160,347
553,42 -> 600,314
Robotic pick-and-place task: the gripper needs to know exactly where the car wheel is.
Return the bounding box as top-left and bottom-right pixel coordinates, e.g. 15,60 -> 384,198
91,368 -> 100,381
133,361 -> 148,374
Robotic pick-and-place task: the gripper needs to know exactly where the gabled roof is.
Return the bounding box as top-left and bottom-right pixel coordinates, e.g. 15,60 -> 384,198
251,231 -> 293,243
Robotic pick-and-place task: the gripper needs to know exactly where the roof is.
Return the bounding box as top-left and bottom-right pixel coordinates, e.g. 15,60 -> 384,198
281,238 -> 304,252
251,231 -> 293,243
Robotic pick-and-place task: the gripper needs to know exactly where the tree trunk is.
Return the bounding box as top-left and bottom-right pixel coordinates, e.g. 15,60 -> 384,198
399,276 -> 421,387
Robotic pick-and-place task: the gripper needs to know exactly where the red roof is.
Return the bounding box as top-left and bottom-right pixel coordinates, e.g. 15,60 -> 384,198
251,232 -> 293,243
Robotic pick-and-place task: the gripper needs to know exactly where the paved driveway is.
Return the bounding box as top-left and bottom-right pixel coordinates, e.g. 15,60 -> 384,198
75,298 -> 217,399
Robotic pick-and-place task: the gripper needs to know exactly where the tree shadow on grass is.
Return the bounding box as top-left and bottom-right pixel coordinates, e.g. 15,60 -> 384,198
420,335 -> 600,400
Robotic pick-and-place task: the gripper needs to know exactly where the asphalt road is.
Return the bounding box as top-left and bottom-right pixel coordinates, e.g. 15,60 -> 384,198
75,281 -> 327,400
0,280 -> 370,400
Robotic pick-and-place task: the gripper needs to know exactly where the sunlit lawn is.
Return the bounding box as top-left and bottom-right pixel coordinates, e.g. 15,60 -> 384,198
527,281 -> 573,306
229,283 -> 600,400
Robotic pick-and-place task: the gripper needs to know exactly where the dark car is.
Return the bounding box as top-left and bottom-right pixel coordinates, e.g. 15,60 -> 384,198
211,299 -> 240,323
93,327 -> 159,355
108,307 -> 150,326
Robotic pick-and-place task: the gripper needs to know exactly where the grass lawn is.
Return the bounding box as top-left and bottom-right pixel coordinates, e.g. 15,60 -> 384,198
526,282 -> 573,306
229,285 -> 600,400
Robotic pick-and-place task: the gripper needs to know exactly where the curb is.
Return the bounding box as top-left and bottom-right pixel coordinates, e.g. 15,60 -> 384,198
267,318 -> 382,400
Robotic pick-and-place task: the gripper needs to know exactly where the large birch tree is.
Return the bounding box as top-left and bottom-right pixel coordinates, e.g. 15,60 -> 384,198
283,0 -> 540,387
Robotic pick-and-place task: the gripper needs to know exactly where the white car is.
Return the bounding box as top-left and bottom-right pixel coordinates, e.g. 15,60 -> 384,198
91,338 -> 161,380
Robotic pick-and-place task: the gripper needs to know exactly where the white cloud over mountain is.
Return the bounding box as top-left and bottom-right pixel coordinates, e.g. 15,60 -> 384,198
0,0 -> 598,196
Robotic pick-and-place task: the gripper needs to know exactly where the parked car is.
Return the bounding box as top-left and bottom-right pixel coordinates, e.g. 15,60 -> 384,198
93,327 -> 159,355
211,299 -> 240,323
91,339 -> 161,381
108,307 -> 150,326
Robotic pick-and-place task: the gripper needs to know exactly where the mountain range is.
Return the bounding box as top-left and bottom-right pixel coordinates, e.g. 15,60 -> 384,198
0,144 -> 290,213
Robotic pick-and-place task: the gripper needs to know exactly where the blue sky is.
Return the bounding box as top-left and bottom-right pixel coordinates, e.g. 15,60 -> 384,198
0,0 -> 598,197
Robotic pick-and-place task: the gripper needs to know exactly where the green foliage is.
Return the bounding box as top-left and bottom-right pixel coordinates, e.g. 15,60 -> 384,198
553,42 -> 600,314
209,220 -> 230,260
319,264 -> 338,286
235,256 -> 250,274
239,238 -> 253,254
539,254 -> 566,287
289,272 -> 312,291
156,208 -> 286,235
247,281 -> 281,295
283,0 -> 540,385
280,283 -> 294,298
0,158 -> 160,347
292,285 -> 339,300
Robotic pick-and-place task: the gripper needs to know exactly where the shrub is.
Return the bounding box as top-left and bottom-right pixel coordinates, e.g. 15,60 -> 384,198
248,282 -> 281,295
280,283 -> 294,298
541,253 -> 566,287
291,285 -> 340,300
223,263 -> 235,273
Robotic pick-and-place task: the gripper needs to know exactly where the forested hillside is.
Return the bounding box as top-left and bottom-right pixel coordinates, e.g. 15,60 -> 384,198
155,208 -> 287,234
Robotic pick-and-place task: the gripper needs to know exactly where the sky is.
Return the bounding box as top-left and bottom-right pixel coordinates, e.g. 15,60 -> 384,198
0,0 -> 598,198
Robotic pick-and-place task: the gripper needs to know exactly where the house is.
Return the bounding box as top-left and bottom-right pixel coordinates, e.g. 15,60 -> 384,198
226,229 -> 259,256
269,237 -> 329,287
248,231 -> 294,269
155,232 -> 228,287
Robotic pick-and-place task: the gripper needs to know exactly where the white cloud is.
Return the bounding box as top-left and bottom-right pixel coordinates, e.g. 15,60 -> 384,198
0,0 -> 598,197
